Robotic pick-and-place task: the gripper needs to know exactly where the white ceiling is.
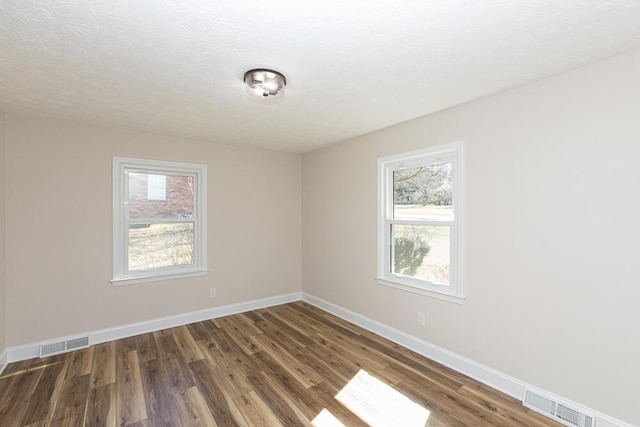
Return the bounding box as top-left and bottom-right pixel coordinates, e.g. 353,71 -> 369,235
1,1 -> 640,153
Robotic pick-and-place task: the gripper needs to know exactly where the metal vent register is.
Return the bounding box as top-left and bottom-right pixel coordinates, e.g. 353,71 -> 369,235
523,388 -> 594,427
40,336 -> 89,357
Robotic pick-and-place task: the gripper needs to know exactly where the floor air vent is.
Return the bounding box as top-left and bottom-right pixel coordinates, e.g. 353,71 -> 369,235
523,388 -> 594,427
40,336 -> 90,357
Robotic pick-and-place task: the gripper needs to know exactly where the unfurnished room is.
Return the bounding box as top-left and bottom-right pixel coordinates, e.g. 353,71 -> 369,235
0,1 -> 639,426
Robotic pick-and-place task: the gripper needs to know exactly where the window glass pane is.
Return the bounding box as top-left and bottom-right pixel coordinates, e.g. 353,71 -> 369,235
393,162 -> 453,220
127,172 -> 194,219
391,224 -> 450,285
128,223 -> 194,271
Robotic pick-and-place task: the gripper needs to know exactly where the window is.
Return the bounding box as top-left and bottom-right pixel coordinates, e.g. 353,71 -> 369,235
377,142 -> 463,303
113,157 -> 207,285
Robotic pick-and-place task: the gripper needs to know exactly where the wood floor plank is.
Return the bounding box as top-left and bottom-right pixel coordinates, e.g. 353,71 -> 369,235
188,359 -> 243,427
253,333 -> 323,388
152,328 -> 173,338
279,303 -> 359,340
197,339 -> 254,397
250,351 -> 320,419
20,359 -> 68,425
243,368 -> 310,427
135,333 -> 159,364
115,350 -> 148,426
155,334 -> 196,392
255,310 -> 316,347
304,341 -> 361,381
90,341 -> 116,388
203,326 -> 262,378
63,346 -> 94,379
314,332 -> 389,372
117,336 -> 139,356
215,315 -> 263,355
139,358 -> 179,425
258,323 -> 350,390
265,305 -> 325,337
288,301 -> 364,337
173,386 -> 218,427
50,374 -> 91,425
242,310 -> 264,323
253,317 -> 307,356
259,307 -> 321,344
233,391 -> 284,427
186,321 -> 214,342
0,369 -> 42,424
0,302 -> 563,427
0,374 -> 19,417
171,325 -> 205,363
85,383 -> 116,427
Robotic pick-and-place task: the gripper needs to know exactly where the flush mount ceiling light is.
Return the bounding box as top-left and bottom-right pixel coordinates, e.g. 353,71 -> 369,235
244,69 -> 287,103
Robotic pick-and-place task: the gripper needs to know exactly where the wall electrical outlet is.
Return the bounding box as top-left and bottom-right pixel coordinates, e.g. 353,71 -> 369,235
209,288 -> 217,299
417,312 -> 426,327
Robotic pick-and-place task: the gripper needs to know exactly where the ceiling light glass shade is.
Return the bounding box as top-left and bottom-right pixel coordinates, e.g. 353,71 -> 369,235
244,69 -> 286,102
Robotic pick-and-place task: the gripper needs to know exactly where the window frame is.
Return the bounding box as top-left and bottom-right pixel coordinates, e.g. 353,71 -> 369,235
112,157 -> 208,285
376,142 -> 464,303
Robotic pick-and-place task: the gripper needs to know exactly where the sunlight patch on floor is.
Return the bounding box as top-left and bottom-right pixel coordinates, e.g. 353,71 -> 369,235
334,369 -> 430,427
312,408 -> 346,427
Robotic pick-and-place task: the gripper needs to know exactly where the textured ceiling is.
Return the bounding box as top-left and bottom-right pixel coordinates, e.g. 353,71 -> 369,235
1,1 -> 640,153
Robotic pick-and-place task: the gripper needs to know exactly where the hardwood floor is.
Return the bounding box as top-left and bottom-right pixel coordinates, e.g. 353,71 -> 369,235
0,302 -> 560,426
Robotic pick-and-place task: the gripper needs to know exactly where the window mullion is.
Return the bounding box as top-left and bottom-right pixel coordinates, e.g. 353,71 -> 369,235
128,218 -> 196,224
390,219 -> 453,227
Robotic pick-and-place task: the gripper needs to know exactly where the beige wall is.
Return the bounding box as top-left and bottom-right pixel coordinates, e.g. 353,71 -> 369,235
0,110 -> 5,354
302,48 -> 640,425
4,115 -> 302,347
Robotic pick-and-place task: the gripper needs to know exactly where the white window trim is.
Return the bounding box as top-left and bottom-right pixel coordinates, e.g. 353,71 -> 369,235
376,141 -> 464,304
112,157 -> 208,286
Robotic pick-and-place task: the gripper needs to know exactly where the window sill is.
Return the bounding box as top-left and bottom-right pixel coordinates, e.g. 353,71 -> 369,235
376,277 -> 465,304
112,269 -> 209,286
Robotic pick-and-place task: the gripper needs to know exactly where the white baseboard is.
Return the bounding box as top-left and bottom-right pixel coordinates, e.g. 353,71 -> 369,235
301,292 -> 633,427
0,349 -> 8,375
5,291 -> 301,364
